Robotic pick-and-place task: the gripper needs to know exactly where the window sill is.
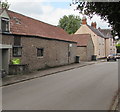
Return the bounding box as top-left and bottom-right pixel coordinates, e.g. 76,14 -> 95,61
37,56 -> 44,59
13,46 -> 22,48
13,55 -> 22,57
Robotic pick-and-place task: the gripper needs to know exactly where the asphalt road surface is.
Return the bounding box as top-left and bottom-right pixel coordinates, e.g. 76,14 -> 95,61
2,61 -> 118,110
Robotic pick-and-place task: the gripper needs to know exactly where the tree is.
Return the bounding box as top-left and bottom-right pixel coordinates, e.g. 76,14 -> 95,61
58,15 -> 81,34
116,40 -> 120,53
0,0 -> 9,9
71,1 -> 120,39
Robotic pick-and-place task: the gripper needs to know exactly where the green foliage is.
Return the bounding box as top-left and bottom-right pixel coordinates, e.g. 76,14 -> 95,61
116,40 -> 120,49
116,40 -> 120,52
58,15 -> 81,34
116,43 -> 120,47
71,1 -> 120,38
0,0 -> 9,9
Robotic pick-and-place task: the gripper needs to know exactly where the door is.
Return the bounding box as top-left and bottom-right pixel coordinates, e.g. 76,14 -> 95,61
2,49 -> 9,74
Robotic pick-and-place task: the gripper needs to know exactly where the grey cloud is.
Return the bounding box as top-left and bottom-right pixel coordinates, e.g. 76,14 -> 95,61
9,2 -> 43,16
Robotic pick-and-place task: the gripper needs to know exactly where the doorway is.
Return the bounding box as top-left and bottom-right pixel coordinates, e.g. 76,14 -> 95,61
0,44 -> 12,74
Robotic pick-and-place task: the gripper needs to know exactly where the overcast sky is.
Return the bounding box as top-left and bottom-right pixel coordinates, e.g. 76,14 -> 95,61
3,0 -> 111,29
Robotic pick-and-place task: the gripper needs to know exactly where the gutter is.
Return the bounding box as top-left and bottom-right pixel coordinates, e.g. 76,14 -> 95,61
2,32 -> 77,44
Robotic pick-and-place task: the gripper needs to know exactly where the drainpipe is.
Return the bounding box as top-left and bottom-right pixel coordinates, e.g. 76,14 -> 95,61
105,38 -> 107,57
68,44 -> 72,64
68,44 -> 70,64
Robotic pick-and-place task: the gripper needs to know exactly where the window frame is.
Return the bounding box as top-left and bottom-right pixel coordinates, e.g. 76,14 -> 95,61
13,46 -> 22,57
37,48 -> 44,57
1,17 -> 10,32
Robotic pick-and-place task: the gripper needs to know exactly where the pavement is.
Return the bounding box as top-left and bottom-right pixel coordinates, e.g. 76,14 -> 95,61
2,61 -> 99,86
109,89 -> 119,112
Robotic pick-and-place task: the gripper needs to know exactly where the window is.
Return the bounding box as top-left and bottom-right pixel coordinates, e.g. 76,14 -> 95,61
102,39 -> 104,45
13,46 -> 22,57
37,48 -> 44,57
110,49 -> 112,54
110,38 -> 112,46
99,49 -> 100,55
1,17 -> 9,32
13,36 -> 22,57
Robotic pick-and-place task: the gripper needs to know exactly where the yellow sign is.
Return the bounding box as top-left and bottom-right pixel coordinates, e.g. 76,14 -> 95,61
12,59 -> 21,65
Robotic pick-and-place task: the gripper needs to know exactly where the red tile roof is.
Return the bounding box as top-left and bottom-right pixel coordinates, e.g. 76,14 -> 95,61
7,10 -> 76,43
71,34 -> 91,46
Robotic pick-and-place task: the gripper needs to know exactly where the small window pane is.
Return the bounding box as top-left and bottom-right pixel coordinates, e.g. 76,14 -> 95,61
37,48 -> 44,57
1,18 -> 9,32
13,47 -> 22,57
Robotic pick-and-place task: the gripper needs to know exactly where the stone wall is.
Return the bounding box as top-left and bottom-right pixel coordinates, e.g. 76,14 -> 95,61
2,34 -> 77,73
77,47 -> 87,61
77,37 -> 94,61
87,37 -> 94,61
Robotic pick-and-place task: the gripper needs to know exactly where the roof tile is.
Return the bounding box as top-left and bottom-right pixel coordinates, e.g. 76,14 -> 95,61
71,34 -> 91,46
7,10 -> 75,43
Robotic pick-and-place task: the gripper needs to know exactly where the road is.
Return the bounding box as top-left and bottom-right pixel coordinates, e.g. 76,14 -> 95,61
2,61 -> 118,110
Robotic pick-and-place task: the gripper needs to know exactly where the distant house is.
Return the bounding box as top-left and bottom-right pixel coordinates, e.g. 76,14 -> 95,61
72,34 -> 94,61
98,28 -> 116,56
75,16 -> 116,59
1,10 -> 77,75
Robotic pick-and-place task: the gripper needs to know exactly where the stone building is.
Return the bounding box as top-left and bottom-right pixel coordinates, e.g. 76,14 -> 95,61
1,10 -> 77,74
98,28 -> 116,56
72,34 -> 94,61
75,17 -> 106,59
0,9 -> 12,74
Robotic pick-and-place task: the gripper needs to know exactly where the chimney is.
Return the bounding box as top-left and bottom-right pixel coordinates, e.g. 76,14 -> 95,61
98,27 -> 101,30
91,22 -> 97,29
98,27 -> 101,31
82,16 -> 87,25
91,22 -> 93,27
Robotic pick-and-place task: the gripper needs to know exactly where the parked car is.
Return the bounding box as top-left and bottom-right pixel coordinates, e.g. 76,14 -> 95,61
107,54 -> 116,61
116,53 -> 120,59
